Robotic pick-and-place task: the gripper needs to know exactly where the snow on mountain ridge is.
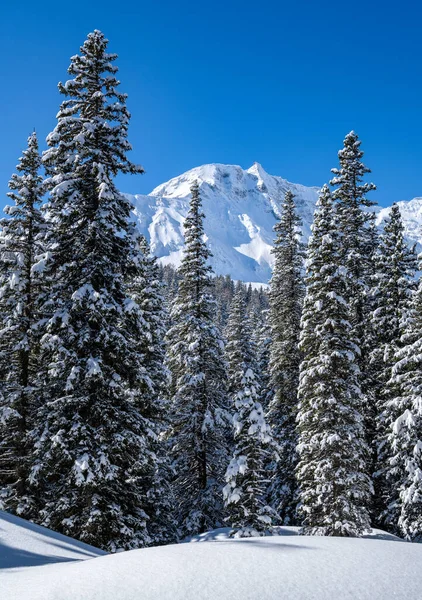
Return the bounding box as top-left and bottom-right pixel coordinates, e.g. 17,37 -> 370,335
376,197 -> 422,246
127,164 -> 422,283
128,163 -> 319,282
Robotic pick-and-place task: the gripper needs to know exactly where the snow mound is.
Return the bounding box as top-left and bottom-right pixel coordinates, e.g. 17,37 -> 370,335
2,520 -> 422,600
0,510 -> 105,570
185,525 -> 402,543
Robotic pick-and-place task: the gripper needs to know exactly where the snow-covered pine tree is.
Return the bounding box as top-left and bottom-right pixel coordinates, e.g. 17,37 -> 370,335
223,288 -> 274,537
225,288 -> 256,397
126,234 -> 168,425
0,132 -> 45,516
330,131 -> 377,335
256,309 -> 273,411
166,180 -> 229,537
296,185 -> 373,536
125,233 -> 175,544
357,218 -> 381,492
330,131 -> 377,437
28,31 -> 163,551
382,254 -> 422,541
369,204 -> 417,527
267,189 -> 305,523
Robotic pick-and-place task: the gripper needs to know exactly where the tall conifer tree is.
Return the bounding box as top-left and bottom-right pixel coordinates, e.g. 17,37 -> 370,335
330,131 -> 377,438
369,204 -> 417,527
125,234 -> 175,544
29,31 -> 161,551
0,132 -> 45,516
223,289 -> 274,537
383,260 -> 422,541
330,131 -> 377,336
267,190 -> 305,523
329,131 -> 377,368
297,185 -> 373,536
166,181 -> 229,537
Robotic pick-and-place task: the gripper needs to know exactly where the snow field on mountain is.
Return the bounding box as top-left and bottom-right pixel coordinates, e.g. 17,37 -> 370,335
128,162 -> 320,283
128,162 -> 422,283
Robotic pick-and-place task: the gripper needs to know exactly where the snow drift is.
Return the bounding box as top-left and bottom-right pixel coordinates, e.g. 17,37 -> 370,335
2,511 -> 422,600
0,510 -> 105,570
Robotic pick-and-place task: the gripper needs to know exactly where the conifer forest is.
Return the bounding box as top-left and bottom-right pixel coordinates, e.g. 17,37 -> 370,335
2,30 -> 422,554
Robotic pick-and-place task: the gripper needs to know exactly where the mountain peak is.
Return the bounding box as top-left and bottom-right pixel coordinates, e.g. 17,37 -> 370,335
127,162 -> 320,283
127,163 -> 422,284
247,162 -> 269,180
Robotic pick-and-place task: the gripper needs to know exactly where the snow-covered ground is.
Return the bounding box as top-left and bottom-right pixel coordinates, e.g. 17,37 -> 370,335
2,511 -> 422,600
0,510 -> 105,569
127,162 -> 422,284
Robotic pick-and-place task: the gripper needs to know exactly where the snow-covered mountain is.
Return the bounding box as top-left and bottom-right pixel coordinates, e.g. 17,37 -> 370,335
376,197 -> 422,245
126,163 -> 422,284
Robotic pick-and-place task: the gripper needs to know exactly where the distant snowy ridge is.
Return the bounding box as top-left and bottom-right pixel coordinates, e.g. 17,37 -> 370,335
376,197 -> 422,244
127,163 -> 422,283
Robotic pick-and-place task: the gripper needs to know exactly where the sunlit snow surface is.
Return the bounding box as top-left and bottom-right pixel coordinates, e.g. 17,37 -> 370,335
128,163 -> 320,284
2,512 -> 422,600
0,510 -> 105,570
127,163 -> 422,284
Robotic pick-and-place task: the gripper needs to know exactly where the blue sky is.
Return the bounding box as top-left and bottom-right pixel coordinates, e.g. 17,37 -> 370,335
1,0 -> 420,209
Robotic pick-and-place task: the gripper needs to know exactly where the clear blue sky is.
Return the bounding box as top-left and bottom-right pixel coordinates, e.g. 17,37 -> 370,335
1,0 -> 420,209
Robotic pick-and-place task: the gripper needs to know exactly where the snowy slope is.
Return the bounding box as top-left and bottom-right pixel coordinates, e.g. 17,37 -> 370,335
376,196 -> 422,247
127,163 -> 422,284
0,510 -> 105,570
3,519 -> 422,600
128,163 -> 320,283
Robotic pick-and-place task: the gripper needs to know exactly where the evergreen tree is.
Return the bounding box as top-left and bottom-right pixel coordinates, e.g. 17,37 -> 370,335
329,131 -> 378,520
267,189 -> 305,523
296,185 -> 373,536
225,289 -> 256,397
330,131 -> 377,338
0,132 -> 45,516
256,309 -> 273,411
127,234 -> 168,421
223,289 -> 274,537
330,134 -> 377,412
369,204 -> 417,527
166,180 -> 229,537
28,31 -> 161,551
383,260 -> 422,541
329,131 -> 377,370
126,233 -> 175,544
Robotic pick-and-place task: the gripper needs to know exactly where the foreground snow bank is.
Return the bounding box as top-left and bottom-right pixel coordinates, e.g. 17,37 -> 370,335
2,516 -> 421,600
0,510 -> 105,569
